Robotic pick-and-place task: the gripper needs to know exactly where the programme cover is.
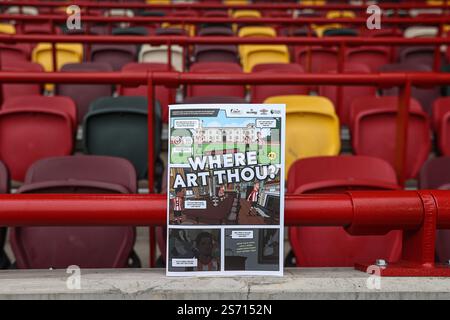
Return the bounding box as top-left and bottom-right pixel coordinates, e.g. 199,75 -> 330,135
167,104 -> 285,276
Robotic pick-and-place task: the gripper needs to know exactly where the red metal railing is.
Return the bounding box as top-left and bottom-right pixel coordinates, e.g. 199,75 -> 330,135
0,71 -> 450,275
0,190 -> 450,276
1,0 -> 449,12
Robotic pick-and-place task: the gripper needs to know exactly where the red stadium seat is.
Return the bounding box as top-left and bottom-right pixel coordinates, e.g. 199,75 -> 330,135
319,63 -> 377,125
0,161 -> 9,269
10,155 -> 138,269
346,46 -> 391,72
350,96 -> 431,179
420,157 -> 450,264
434,98 -> 450,156
0,96 -> 76,181
288,156 -> 402,267
432,97 -> 450,133
401,46 -> 447,70
296,46 -> 338,73
119,62 -> 176,123
56,62 -> 114,124
0,44 -> 29,64
1,61 -> 43,102
187,62 -> 246,98
250,63 -> 308,103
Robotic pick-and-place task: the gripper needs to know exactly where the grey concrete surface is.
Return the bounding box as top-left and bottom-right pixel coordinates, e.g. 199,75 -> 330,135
0,268 -> 450,300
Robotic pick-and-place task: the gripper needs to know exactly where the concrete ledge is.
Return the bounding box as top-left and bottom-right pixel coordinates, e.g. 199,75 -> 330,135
0,268 -> 450,300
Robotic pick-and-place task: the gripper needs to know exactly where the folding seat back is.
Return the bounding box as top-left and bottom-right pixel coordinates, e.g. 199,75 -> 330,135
241,45 -> 290,73
232,10 -> 262,19
91,44 -> 137,71
10,155 -> 137,269
346,46 -> 391,72
288,156 -> 402,267
198,27 -> 234,37
0,161 -> 9,269
295,46 -> 338,73
264,95 -> 341,175
238,26 -> 276,38
420,157 -> 450,263
432,97 -> 450,133
139,45 -> 184,71
4,6 -> 39,15
32,43 -> 83,71
194,45 -> 239,63
404,26 -> 439,38
0,44 -> 30,64
351,96 -> 431,179
319,63 -> 377,125
1,61 -> 43,102
323,28 -> 358,37
56,62 -> 114,124
435,98 -> 450,156
380,63 -> 441,115
0,96 -> 76,181
251,63 -> 308,103
0,24 -> 16,35
83,97 -> 162,180
442,65 -> 450,96
400,46 -> 446,69
187,62 -> 245,98
182,96 -> 247,104
120,62 -> 176,123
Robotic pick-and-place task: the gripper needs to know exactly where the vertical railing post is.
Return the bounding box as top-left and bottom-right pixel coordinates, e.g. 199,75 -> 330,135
51,19 -> 58,73
336,42 -> 346,119
147,72 -> 156,268
395,78 -> 411,187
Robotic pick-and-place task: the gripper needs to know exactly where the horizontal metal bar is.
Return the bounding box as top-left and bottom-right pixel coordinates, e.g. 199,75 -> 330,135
0,14 -> 448,25
1,1 -> 449,11
2,34 -> 450,46
0,72 -> 448,87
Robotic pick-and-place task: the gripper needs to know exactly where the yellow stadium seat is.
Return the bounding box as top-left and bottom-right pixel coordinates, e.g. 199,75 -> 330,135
240,45 -> 290,73
326,11 -> 355,19
147,0 -> 171,3
32,43 -> 83,91
232,10 -> 261,19
300,0 -> 326,5
0,23 -> 15,34
264,95 -> 341,175
238,26 -> 276,38
224,0 -> 249,4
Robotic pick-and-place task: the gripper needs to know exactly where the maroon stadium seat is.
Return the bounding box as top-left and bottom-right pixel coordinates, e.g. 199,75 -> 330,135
10,155 -> 138,269
401,46 -> 447,70
319,63 -> 377,125
119,62 -> 176,123
380,63 -> 440,116
56,62 -> 114,124
193,45 -> 239,63
187,62 -> 246,98
91,44 -> 137,71
0,61 -> 43,102
288,156 -> 402,267
432,97 -> 450,133
350,96 -> 431,179
250,63 -> 308,103
420,157 -> 450,263
0,96 -> 76,181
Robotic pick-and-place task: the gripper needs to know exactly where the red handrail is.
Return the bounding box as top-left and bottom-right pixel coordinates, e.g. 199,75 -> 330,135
1,1 -> 449,11
0,191 -> 450,276
1,14 -> 449,25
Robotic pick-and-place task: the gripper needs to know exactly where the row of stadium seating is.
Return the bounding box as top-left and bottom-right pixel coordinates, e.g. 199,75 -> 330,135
0,0 -> 450,269
3,153 -> 450,269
